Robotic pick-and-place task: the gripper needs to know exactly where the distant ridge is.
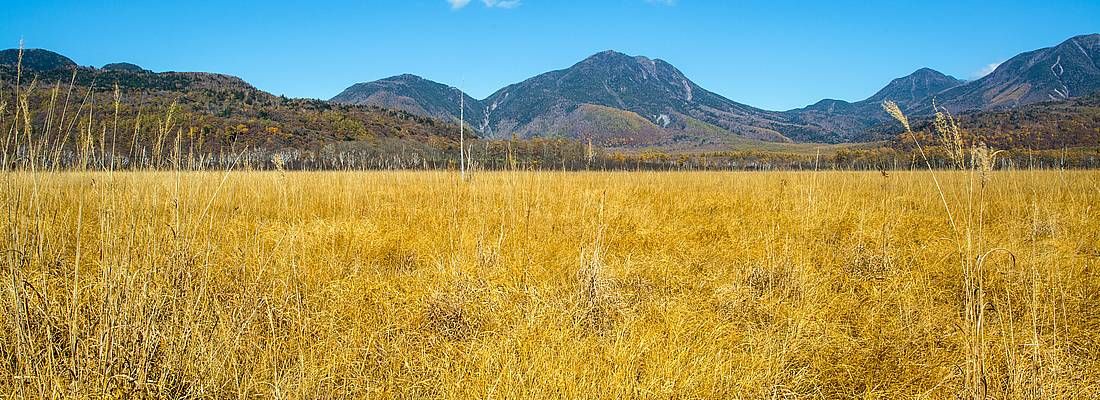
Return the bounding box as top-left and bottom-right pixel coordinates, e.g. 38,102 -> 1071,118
332,34 -> 1099,144
102,62 -> 148,73
785,68 -> 965,142
0,50 -> 469,153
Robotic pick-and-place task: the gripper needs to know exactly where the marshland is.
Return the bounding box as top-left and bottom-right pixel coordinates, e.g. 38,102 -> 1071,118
3,166 -> 1099,398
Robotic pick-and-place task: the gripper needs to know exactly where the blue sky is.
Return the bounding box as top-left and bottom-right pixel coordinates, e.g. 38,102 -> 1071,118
2,0 -> 1097,110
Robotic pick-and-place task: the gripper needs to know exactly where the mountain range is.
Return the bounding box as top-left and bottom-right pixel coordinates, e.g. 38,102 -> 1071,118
3,33 -> 1099,152
332,33 -> 1100,146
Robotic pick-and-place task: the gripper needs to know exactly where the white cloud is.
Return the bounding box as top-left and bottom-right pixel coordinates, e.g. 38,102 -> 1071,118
482,0 -> 522,8
448,0 -> 520,9
447,0 -> 471,9
973,61 -> 1002,78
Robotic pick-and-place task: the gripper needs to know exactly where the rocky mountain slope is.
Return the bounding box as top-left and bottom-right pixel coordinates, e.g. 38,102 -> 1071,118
919,33 -> 1100,113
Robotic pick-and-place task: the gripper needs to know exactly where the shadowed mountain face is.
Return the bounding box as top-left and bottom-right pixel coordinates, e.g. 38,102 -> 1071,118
330,74 -> 485,128
922,34 -> 1100,113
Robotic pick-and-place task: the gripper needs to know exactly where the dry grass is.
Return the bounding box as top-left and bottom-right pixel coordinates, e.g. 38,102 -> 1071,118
2,169 -> 1099,398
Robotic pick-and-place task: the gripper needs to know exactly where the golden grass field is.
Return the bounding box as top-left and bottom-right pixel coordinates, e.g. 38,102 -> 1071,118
2,169 -> 1099,398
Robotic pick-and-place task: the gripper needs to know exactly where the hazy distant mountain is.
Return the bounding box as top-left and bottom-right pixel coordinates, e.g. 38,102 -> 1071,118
330,74 -> 485,128
785,68 -> 965,141
0,48 -> 77,72
922,34 -> 1100,113
864,68 -> 965,109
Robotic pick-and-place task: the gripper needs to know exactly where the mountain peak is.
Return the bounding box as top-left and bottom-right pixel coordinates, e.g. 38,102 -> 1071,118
911,67 -> 947,77
579,50 -> 667,67
385,73 -> 427,82
866,67 -> 962,105
582,50 -> 639,64
477,49 -> 801,143
802,98 -> 852,112
330,74 -> 484,127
